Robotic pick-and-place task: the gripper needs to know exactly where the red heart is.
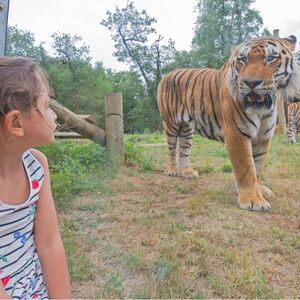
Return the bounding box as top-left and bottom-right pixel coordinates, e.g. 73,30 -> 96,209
32,294 -> 38,298
1,275 -> 10,287
31,180 -> 39,189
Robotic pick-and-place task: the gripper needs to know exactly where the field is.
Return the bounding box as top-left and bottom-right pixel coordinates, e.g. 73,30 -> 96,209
41,133 -> 300,298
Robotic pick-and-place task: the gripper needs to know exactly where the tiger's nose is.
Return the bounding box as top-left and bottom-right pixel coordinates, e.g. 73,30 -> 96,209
244,80 -> 262,89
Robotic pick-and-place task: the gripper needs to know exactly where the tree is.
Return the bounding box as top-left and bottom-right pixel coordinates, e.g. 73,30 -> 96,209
49,32 -> 97,113
6,25 -> 47,62
101,2 -> 176,101
51,32 -> 91,63
192,0 -> 270,68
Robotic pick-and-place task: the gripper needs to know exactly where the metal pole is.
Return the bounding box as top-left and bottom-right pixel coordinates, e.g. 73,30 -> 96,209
0,0 -> 9,56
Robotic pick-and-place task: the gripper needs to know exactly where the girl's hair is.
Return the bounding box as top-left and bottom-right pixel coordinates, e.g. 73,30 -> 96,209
0,56 -> 49,117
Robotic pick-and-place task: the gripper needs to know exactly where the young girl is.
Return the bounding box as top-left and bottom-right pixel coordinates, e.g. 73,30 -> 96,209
0,57 -> 71,299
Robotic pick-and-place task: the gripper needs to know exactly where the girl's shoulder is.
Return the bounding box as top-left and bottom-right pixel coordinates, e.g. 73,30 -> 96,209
27,148 -> 49,169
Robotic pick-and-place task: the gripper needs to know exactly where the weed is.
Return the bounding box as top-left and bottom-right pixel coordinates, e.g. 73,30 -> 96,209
221,160 -> 232,172
124,140 -> 155,172
175,185 -> 190,194
197,163 -> 214,175
61,220 -> 95,282
103,272 -> 124,296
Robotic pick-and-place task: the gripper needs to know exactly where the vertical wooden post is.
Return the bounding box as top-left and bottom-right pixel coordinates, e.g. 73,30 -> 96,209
273,29 -> 287,136
105,93 -> 124,165
0,0 -> 9,56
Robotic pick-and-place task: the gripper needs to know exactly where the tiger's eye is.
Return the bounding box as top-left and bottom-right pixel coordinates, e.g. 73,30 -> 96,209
266,55 -> 279,64
237,55 -> 247,64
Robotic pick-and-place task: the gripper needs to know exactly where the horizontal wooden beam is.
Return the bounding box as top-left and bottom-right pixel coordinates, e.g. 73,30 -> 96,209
50,98 -> 106,146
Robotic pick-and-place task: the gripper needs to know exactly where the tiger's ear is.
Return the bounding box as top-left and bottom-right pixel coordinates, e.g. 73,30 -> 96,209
282,35 -> 297,52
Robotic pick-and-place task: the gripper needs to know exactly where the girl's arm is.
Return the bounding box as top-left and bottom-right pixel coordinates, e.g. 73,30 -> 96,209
31,149 -> 72,299
0,285 -> 10,299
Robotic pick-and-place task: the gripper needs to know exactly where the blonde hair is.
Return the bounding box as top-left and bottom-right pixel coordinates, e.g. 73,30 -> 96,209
0,56 -> 49,117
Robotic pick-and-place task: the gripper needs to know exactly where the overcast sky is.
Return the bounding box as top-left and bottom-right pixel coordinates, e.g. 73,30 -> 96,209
7,0 -> 300,71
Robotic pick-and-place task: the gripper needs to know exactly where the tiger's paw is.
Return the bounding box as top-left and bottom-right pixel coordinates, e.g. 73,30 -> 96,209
238,194 -> 271,212
260,185 -> 275,200
164,166 -> 179,177
179,167 -> 199,179
283,139 -> 297,144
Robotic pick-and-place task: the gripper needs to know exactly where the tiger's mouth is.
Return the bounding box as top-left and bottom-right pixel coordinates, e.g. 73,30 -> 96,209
244,92 -> 273,110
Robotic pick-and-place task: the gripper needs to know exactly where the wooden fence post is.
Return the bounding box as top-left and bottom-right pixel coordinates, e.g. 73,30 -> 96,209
273,29 -> 287,136
105,93 -> 124,164
0,0 -> 9,56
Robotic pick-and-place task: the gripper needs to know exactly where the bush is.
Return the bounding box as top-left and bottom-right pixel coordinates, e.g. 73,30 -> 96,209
39,141 -> 111,211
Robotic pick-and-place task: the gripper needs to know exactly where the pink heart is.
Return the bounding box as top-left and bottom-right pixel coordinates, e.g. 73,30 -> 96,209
31,180 -> 39,189
1,275 -> 10,287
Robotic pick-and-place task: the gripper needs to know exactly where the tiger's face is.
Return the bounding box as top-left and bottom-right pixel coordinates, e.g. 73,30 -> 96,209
228,36 -> 298,114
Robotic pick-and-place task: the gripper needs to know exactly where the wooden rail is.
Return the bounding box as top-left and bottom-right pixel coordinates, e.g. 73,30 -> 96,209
50,93 -> 124,164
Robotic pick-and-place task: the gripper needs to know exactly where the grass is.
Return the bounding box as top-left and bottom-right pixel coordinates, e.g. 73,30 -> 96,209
44,133 -> 300,298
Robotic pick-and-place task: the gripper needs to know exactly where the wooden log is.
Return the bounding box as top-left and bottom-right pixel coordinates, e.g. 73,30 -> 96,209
55,132 -> 84,139
50,98 -> 106,146
105,93 -> 124,164
79,115 -> 97,124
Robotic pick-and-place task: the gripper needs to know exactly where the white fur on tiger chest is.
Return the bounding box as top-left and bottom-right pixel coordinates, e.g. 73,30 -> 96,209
257,112 -> 277,141
250,111 -> 278,142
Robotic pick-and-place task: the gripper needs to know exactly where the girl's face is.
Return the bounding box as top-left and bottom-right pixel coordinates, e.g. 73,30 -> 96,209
23,82 -> 57,147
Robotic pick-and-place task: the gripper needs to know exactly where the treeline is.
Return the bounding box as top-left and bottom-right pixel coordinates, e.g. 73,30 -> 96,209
6,0 -> 283,133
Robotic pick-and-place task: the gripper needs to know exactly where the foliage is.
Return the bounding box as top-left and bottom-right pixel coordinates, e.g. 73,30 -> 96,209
51,32 -> 91,64
107,70 -> 146,132
124,140 -> 155,172
6,25 -> 47,62
192,0 -> 270,68
101,2 -> 176,97
39,141 -> 112,212
101,1 -> 177,131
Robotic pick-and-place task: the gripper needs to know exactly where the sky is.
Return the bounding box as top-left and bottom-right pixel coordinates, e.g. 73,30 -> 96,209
7,0 -> 300,71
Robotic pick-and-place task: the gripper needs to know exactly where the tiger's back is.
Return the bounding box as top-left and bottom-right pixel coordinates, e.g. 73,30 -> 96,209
157,67 -> 225,142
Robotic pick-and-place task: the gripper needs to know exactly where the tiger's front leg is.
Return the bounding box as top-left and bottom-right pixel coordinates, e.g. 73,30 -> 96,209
178,122 -> 199,178
252,139 -> 275,201
164,123 -> 179,177
224,127 -> 271,211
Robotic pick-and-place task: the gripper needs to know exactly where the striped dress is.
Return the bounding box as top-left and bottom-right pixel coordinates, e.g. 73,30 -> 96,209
0,150 -> 48,299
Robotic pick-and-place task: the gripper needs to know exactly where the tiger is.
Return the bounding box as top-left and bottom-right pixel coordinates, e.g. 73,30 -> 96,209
284,101 -> 300,143
157,35 -> 300,211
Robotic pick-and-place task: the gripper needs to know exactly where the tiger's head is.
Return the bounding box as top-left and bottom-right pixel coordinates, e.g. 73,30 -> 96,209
227,35 -> 300,114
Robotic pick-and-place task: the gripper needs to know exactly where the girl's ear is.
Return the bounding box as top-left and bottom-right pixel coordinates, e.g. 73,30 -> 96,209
4,110 -> 25,137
